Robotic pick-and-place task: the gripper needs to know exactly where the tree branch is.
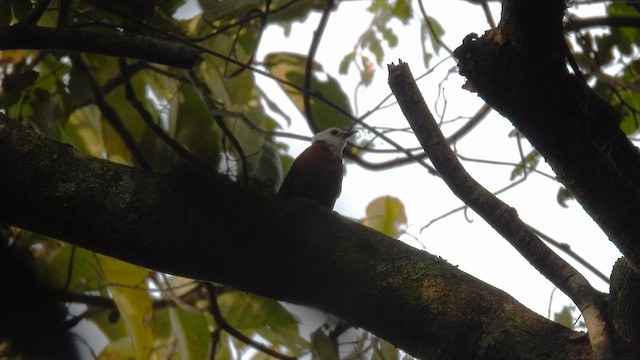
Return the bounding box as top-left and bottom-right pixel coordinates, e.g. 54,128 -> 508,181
388,60 -> 614,359
0,114 -> 588,359
0,26 -> 202,68
455,3 -> 640,276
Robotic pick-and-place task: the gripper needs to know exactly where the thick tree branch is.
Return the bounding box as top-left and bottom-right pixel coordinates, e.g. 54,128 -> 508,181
610,258 -> 640,357
389,60 -> 614,359
454,2 -> 640,276
450,1 -> 640,357
0,114 -> 588,359
0,26 -> 202,68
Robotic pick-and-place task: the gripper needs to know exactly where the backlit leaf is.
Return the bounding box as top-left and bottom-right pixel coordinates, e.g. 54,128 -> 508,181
96,255 -> 154,359
363,196 -> 408,239
265,52 -> 353,131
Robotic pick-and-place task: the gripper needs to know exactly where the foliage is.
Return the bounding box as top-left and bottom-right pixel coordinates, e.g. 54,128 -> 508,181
2,0 -> 640,358
0,0 -> 417,359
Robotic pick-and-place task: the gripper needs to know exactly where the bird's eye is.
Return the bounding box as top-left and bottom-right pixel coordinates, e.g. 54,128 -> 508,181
330,129 -> 338,135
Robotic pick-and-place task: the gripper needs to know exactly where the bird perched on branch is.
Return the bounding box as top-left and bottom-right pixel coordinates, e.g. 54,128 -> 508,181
278,127 -> 357,209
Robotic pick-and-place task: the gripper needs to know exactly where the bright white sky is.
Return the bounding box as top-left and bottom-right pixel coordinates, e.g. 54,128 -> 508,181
251,0 -> 621,324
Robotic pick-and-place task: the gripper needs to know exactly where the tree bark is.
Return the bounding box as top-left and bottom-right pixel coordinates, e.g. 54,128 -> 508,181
0,26 -> 201,68
610,258 -> 640,359
453,0 -> 640,276
0,115 -> 588,359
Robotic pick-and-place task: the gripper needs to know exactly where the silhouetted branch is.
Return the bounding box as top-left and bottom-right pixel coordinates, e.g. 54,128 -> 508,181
389,60 -> 614,359
0,26 -> 201,68
205,284 -> 297,360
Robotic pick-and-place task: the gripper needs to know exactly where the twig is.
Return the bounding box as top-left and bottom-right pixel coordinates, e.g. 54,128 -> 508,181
421,177 -> 526,231
118,59 -> 211,171
416,0 -> 453,55
389,60 -> 614,359
224,1 -> 272,78
528,225 -> 610,284
186,70 -> 250,185
455,152 -> 556,180
71,55 -> 151,169
204,283 -> 297,360
303,0 -> 334,133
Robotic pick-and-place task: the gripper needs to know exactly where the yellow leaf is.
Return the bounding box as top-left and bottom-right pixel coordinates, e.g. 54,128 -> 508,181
363,196 -> 408,239
96,255 -> 154,360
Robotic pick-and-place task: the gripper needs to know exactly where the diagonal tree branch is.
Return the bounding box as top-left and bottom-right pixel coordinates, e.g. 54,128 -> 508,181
388,60 -> 614,359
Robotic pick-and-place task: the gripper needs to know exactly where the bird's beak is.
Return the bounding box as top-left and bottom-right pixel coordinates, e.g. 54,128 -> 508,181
345,130 -> 358,138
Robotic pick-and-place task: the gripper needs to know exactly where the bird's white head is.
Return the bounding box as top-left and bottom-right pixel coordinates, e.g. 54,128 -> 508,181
312,127 -> 357,156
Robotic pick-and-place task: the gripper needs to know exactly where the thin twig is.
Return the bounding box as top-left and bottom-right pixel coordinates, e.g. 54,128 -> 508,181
303,0 -> 334,133
204,283 -> 297,360
528,225 -> 610,284
186,69 -> 250,185
416,0 -> 453,55
455,152 -> 556,180
70,55 -> 151,169
421,177 -> 526,231
119,59 -> 210,171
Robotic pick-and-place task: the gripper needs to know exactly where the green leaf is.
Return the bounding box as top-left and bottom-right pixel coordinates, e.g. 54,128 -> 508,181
380,27 -> 399,48
363,196 -> 408,239
510,150 -> 540,180
255,326 -> 311,357
267,0 -> 326,29
620,113 -> 640,134
250,141 -> 284,191
310,329 -> 338,360
339,51 -> 357,75
96,336 -> 136,359
260,87 -> 293,126
607,2 -> 639,16
62,106 -> 105,157
279,154 -> 295,186
198,0 -> 261,21
218,291 -> 298,329
557,187 -> 574,208
174,84 -> 221,168
17,232 -> 104,292
371,337 -> 400,360
420,16 -> 445,66
553,305 -> 576,329
391,0 -> 412,23
360,56 -> 375,87
265,52 -> 353,131
67,67 -> 94,108
93,307 -> 128,342
169,306 -> 211,360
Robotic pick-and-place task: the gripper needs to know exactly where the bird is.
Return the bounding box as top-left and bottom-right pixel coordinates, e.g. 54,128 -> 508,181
278,127 -> 357,209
